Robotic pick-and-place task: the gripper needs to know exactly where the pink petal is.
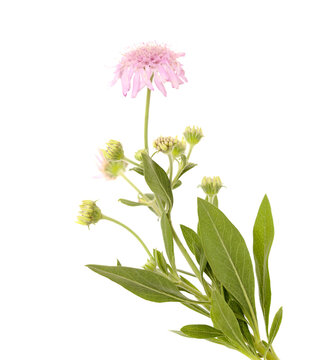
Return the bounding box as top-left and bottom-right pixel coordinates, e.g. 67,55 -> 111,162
154,72 -> 167,96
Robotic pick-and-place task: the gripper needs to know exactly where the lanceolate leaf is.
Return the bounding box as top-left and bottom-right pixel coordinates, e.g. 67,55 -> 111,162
181,324 -> 223,339
161,212 -> 175,269
197,198 -> 257,327
87,265 -> 189,303
142,153 -> 173,210
118,198 -> 144,207
253,195 -> 274,332
210,288 -> 249,351
268,307 -> 283,345
180,225 -> 202,262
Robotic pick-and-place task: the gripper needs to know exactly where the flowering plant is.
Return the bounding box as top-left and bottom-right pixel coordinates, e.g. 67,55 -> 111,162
78,43 -> 282,360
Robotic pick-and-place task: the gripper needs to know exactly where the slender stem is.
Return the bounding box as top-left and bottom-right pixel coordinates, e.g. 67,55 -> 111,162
120,172 -> 161,216
176,269 -> 196,277
124,156 -> 139,167
168,153 -> 173,182
101,215 -> 153,259
168,215 -> 202,283
186,144 -> 194,160
120,173 -> 146,197
144,87 -> 152,153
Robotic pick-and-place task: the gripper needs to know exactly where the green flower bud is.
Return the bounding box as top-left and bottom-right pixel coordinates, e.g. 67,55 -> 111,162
200,176 -> 223,196
153,136 -> 177,153
135,149 -> 145,162
183,126 -> 203,145
172,137 -> 187,158
77,200 -> 102,227
103,140 -> 124,161
143,257 -> 156,271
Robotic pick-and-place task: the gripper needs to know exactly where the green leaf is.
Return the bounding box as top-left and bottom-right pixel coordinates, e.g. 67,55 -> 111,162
161,212 -> 175,269
197,198 -> 256,326
253,195 -> 274,333
130,167 -> 144,176
142,153 -> 173,210
172,179 -> 182,189
118,198 -> 143,207
178,162 -> 197,179
180,225 -> 202,260
210,288 -> 248,351
181,324 -> 223,339
87,265 -> 189,303
268,307 -> 283,344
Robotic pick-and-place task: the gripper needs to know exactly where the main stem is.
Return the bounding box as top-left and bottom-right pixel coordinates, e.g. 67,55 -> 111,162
101,215 -> 153,259
144,87 -> 152,153
168,215 -> 202,282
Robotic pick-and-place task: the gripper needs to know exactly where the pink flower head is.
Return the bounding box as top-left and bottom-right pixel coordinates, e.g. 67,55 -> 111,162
111,43 -> 187,97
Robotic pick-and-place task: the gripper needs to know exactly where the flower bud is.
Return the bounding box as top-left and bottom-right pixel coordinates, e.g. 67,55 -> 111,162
183,126 -> 203,145
134,149 -> 146,162
97,150 -> 127,179
153,136 -> 177,153
143,257 -> 156,271
172,137 -> 187,158
77,200 -> 102,227
103,140 -> 124,161
200,176 -> 223,196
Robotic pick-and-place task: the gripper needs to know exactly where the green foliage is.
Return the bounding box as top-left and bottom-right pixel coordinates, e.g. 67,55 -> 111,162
161,212 -> 175,270
268,307 -> 283,345
86,265 -> 189,303
141,152 -> 173,211
118,198 -> 143,206
210,288 -> 249,352
197,198 -> 257,328
253,195 -> 275,333
180,324 -> 223,339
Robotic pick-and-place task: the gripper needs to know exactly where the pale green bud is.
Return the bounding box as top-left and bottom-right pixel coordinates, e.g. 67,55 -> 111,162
172,137 -> 187,158
76,200 -> 102,227
153,136 -> 177,153
143,257 -> 156,271
200,176 -> 223,196
134,149 -> 145,162
103,140 -> 124,161
183,126 -> 203,145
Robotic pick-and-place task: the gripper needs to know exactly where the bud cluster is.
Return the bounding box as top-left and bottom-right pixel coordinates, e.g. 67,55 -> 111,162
153,136 -> 177,153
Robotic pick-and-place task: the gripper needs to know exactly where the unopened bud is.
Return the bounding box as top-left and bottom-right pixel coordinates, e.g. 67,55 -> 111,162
183,126 -> 203,145
200,176 -> 223,196
103,140 -> 124,161
172,137 -> 187,158
76,200 -> 102,227
143,257 -> 156,271
135,149 -> 145,162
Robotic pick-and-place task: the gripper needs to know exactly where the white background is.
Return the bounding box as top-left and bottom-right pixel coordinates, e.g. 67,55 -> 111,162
1,1 -> 316,359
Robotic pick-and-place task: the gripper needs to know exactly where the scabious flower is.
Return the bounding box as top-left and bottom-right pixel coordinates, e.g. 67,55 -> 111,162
153,136 -> 177,153
183,126 -> 204,145
200,176 -> 223,196
111,43 -> 187,97
96,149 -> 127,180
77,200 -> 102,227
